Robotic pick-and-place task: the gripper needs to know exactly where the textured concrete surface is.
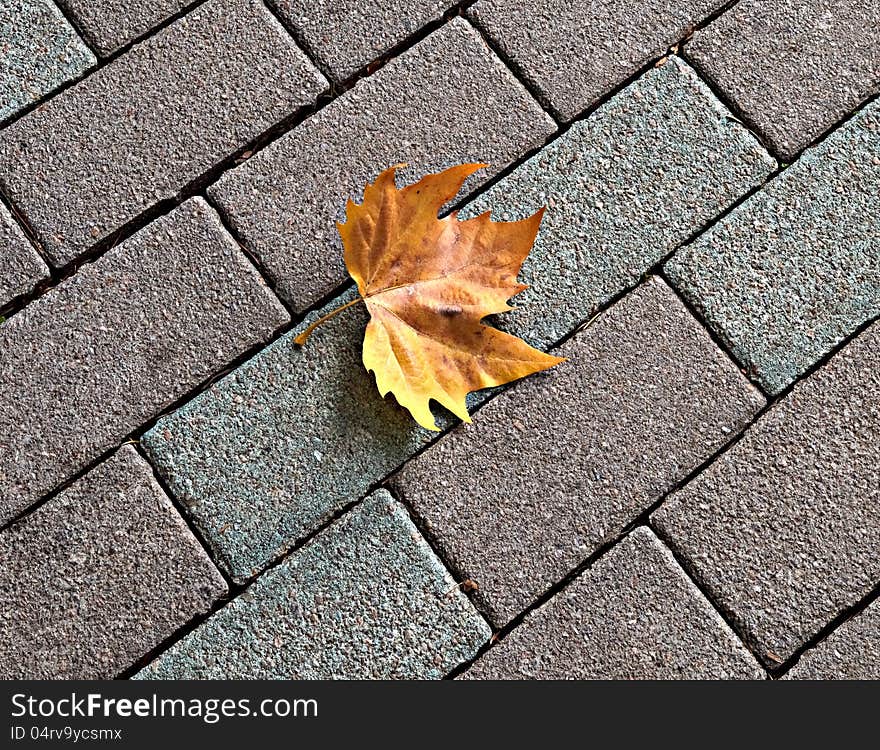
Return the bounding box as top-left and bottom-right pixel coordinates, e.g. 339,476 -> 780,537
0,198 -> 288,523
469,0 -> 724,120
786,600 -> 880,680
58,0 -> 192,55
209,18 -> 555,312
0,0 -> 94,122
653,322 -> 880,665
137,491 -> 490,679
0,446 -> 227,680
269,0 -> 450,80
143,287 -> 440,583
686,0 -> 880,160
665,100 -> 880,395
391,278 -> 765,625
0,202 -> 48,307
463,528 -> 764,679
462,57 -> 774,350
0,0 -> 327,266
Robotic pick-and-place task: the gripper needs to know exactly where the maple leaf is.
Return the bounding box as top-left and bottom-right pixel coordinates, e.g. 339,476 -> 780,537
295,163 -> 564,430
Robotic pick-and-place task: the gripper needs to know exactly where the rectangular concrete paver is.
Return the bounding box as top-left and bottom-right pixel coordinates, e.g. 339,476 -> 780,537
0,198 -> 288,523
0,0 -> 95,122
391,278 -> 765,625
136,491 -> 490,679
0,0 -> 327,267
269,0 -> 451,80
468,0 -> 724,120
209,18 -> 555,312
463,528 -> 764,679
0,446 -> 227,680
665,100 -> 880,395
143,287 -> 435,583
686,0 -> 880,160
462,56 -> 774,350
652,322 -> 880,665
0,203 -> 48,308
57,0 -> 192,55
785,599 -> 880,680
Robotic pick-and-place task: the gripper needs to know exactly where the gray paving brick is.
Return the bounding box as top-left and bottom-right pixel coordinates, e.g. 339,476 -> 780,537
0,446 -> 227,680
137,491 -> 490,679
0,198 -> 288,524
463,528 -> 764,679
468,0 -> 724,120
461,57 -> 774,350
686,0 -> 880,160
391,278 -> 765,625
143,287 -> 435,583
652,322 -> 880,665
57,0 -> 191,56
665,101 -> 880,395
785,600 -> 880,680
0,203 -> 48,307
0,0 -> 95,122
209,18 -> 555,313
269,0 -> 451,80
0,0 -> 327,267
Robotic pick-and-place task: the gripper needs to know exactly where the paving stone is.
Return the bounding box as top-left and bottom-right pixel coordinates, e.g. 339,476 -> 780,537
0,0 -> 327,267
137,491 -> 490,679
786,600 -> 880,680
665,101 -> 880,395
0,203 -> 48,308
463,528 -> 764,679
209,18 -> 555,313
461,57 -> 774,350
0,446 -> 227,680
686,0 -> 880,160
143,287 -> 438,583
0,198 -> 289,524
390,278 -> 765,625
269,0 -> 451,80
653,322 -> 880,665
468,0 -> 724,120
57,0 -> 192,56
0,0 -> 95,122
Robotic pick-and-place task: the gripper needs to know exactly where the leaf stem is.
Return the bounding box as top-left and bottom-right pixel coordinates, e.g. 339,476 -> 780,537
294,296 -> 364,345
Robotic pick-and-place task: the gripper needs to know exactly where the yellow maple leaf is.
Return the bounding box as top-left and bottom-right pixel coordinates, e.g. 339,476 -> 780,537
296,163 -> 564,430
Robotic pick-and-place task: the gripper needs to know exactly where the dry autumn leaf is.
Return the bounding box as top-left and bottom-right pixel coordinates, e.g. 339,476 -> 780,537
295,163 -> 564,430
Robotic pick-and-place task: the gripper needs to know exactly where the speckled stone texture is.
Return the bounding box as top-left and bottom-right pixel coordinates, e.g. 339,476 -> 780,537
143,287 -> 438,583
462,57 -> 774,350
0,203 -> 48,308
686,0 -> 880,160
269,0 -> 451,80
0,0 -> 94,122
137,491 -> 490,679
0,0 -> 327,267
665,100 -> 880,395
209,18 -> 555,312
0,446 -> 227,680
653,322 -> 880,665
463,528 -> 764,679
391,279 -> 765,625
57,0 -> 191,55
469,0 -> 724,120
0,198 -> 288,523
786,600 -> 880,680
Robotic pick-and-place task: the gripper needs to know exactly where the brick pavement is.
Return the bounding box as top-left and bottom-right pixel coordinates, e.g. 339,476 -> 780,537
1,1 -> 877,680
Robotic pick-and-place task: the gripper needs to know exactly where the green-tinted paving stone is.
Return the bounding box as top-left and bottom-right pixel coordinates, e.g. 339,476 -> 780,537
136,491 -> 490,679
0,0 -> 95,122
665,100 -> 880,395
463,56 -> 774,350
145,58 -> 773,582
